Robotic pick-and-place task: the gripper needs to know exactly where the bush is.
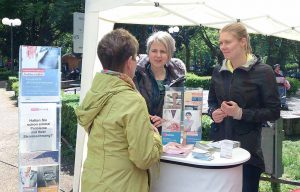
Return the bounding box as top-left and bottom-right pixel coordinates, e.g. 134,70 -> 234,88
61,94 -> 80,147
285,63 -> 298,71
286,77 -> 300,96
7,76 -> 18,91
202,115 -> 213,141
0,69 -> 18,80
12,81 -> 19,97
185,73 -> 211,90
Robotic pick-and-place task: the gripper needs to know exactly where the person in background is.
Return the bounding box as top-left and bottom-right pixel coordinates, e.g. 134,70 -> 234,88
76,29 -> 162,192
208,22 -> 280,192
134,31 -> 186,133
273,63 -> 291,110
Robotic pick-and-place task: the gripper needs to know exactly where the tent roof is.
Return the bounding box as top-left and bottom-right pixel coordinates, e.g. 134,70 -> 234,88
86,0 -> 300,41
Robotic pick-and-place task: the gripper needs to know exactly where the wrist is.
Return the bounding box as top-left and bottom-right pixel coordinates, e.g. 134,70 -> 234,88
233,107 -> 242,120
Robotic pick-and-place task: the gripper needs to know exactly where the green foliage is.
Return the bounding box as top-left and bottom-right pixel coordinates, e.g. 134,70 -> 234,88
0,68 -> 8,72
53,32 -> 73,55
61,94 -> 80,147
286,77 -> 300,96
12,81 -> 19,97
0,69 -> 18,80
282,139 -> 300,180
285,63 -> 298,71
202,115 -> 213,141
0,0 -> 83,63
259,137 -> 300,192
6,76 -> 18,91
185,73 -> 211,90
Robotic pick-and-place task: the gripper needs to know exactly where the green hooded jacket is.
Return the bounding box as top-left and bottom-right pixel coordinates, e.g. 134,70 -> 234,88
76,72 -> 163,192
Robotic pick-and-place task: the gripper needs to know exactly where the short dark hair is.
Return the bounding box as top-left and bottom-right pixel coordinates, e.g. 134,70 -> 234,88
185,112 -> 192,116
97,28 -> 139,72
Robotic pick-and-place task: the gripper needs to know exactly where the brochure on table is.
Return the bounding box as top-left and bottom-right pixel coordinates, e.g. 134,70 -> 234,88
162,87 -> 203,145
18,45 -> 61,192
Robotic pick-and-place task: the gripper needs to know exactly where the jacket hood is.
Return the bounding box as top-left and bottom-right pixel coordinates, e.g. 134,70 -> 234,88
220,54 -> 260,72
76,73 -> 134,132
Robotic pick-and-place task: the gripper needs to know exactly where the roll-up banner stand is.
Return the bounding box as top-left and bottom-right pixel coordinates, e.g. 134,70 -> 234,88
18,46 -> 61,192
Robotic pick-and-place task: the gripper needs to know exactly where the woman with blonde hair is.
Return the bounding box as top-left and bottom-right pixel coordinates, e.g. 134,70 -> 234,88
134,31 -> 186,133
208,22 -> 280,192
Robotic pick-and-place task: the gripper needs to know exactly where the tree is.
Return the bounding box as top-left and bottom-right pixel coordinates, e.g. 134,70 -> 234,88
0,0 -> 84,64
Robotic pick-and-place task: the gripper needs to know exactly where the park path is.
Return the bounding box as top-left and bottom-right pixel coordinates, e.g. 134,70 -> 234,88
0,81 -> 19,191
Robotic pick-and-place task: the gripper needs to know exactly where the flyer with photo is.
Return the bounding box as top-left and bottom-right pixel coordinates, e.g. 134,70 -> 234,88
162,109 -> 181,145
184,89 -> 203,110
19,46 -> 61,102
19,166 -> 38,192
163,89 -> 183,109
37,165 -> 59,192
184,88 -> 203,144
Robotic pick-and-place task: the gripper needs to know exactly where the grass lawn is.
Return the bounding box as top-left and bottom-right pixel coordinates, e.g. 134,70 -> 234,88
259,136 -> 300,192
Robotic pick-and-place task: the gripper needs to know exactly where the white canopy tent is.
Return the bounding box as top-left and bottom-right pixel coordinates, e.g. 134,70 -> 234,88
73,0 -> 300,191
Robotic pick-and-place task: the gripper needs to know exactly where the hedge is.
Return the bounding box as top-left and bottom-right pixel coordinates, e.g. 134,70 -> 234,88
286,77 -> 300,96
0,69 -> 18,80
61,94 -> 80,147
202,115 -> 213,141
7,76 -> 18,91
185,73 -> 211,90
12,81 -> 19,97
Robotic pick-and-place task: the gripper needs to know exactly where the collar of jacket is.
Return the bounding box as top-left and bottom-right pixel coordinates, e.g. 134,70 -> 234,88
219,54 -> 259,72
101,69 -> 136,89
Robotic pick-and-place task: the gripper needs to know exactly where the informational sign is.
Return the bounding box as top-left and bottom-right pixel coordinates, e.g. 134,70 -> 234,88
19,45 -> 61,192
19,46 -> 61,102
19,103 -> 57,152
73,12 -> 84,53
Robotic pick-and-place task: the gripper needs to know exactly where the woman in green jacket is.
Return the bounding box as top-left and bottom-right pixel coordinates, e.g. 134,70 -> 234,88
76,29 -> 163,192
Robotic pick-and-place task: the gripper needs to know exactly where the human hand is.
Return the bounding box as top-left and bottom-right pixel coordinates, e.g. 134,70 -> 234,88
284,80 -> 291,90
212,108 -> 227,123
151,124 -> 159,134
150,115 -> 163,127
221,101 -> 242,120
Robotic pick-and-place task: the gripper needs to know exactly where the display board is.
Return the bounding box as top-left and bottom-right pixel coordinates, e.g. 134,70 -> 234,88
18,46 -> 61,192
162,87 -> 203,145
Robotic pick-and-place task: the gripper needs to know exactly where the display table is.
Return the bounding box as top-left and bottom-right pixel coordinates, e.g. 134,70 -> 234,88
151,148 -> 250,192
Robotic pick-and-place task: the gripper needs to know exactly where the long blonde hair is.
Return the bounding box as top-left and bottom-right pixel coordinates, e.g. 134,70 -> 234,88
220,22 -> 252,54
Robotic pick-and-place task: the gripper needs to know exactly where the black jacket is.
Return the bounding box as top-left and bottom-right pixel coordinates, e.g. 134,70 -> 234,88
208,55 -> 280,170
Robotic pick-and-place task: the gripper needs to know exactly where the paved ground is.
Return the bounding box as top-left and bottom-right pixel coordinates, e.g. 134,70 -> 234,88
0,81 -> 73,192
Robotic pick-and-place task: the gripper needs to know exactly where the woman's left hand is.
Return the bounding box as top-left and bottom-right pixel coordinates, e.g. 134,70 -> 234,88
221,101 -> 242,120
150,115 -> 163,127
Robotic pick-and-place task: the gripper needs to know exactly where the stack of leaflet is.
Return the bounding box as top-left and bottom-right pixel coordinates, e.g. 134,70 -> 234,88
192,148 -> 214,161
161,87 -> 183,145
161,87 -> 203,145
163,142 -> 194,158
207,140 -> 240,149
183,88 -> 203,144
195,141 -> 216,152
